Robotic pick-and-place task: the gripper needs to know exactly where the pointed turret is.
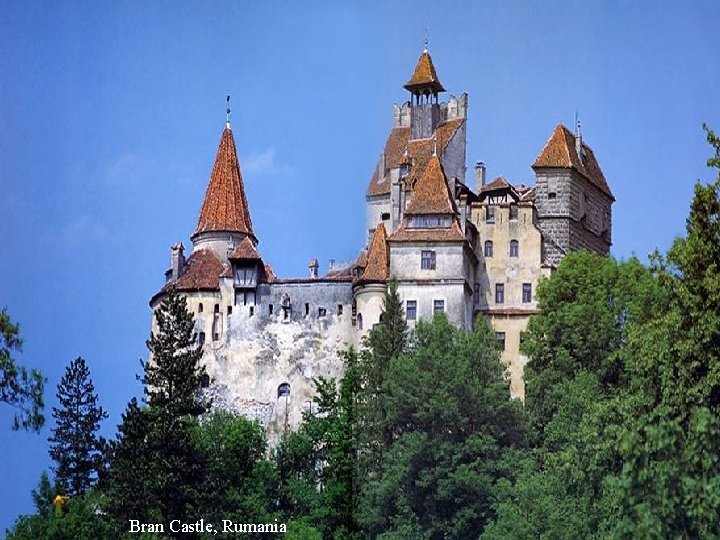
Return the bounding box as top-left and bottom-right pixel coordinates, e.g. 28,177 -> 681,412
404,49 -> 445,94
360,223 -> 390,283
192,126 -> 256,245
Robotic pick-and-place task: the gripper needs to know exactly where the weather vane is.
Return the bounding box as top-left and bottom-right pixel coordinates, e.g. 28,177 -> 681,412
226,94 -> 231,128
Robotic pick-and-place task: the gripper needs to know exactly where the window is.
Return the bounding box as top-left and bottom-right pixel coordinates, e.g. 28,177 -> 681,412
421,250 -> 436,270
486,205 -> 495,223
227,305 -> 233,315
510,240 -> 519,257
496,332 -> 506,350
495,283 -> 505,304
201,374 -> 210,389
433,299 -> 445,313
408,214 -> 451,228
381,212 -> 390,221
234,266 -> 257,287
305,303 -> 310,316
548,192 -> 557,200
509,204 -> 518,220
337,304 -> 343,316
198,332 -> 206,345
249,306 -> 254,316
213,332 -> 219,341
357,313 -> 363,330
269,304 -> 274,315
318,307 -> 327,317
278,383 -> 290,398
198,303 -> 204,313
484,240 -> 493,258
474,283 -> 480,304
522,283 -> 532,303
214,304 -> 220,314
406,300 -> 417,320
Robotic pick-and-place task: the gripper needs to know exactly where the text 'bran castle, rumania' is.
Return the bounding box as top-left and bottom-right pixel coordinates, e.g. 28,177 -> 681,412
150,48 -> 614,445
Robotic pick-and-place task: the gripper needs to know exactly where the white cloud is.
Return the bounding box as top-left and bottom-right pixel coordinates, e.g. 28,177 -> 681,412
56,216 -> 108,249
103,153 -> 143,186
241,147 -> 292,177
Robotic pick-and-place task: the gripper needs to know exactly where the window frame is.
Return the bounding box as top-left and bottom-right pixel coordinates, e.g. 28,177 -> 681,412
421,250 -> 436,270
522,283 -> 532,303
433,299 -> 445,313
484,240 -> 494,258
406,300 -> 417,320
509,239 -> 519,258
495,283 -> 505,304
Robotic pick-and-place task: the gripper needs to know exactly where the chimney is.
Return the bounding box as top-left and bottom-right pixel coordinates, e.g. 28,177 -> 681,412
474,161 -> 486,192
171,242 -> 185,281
309,258 -> 319,279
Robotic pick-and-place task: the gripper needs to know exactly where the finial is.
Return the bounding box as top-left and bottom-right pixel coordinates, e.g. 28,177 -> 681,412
226,94 -> 231,129
432,133 -> 437,156
424,25 -> 429,53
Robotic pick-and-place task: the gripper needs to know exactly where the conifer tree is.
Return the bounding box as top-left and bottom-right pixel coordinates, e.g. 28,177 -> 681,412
142,288 -> 208,417
361,278 -> 407,459
48,356 -> 107,497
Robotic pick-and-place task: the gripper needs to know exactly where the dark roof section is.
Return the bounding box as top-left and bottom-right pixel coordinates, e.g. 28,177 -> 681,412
367,118 -> 464,196
388,219 -> 466,243
193,127 -> 256,240
533,124 -> 614,200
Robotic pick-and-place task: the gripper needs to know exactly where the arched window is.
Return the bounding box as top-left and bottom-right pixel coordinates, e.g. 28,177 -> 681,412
357,313 -> 363,331
278,383 -> 291,398
484,240 -> 493,258
198,303 -> 204,313
510,240 -> 519,257
201,373 -> 210,388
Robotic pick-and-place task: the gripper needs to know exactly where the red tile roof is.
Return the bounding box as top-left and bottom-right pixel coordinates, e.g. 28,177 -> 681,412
194,127 -> 256,239
367,118 -> 464,196
229,237 -> 261,260
404,51 -> 445,93
360,223 -> 390,282
264,264 -> 276,283
388,219 -> 466,243
404,155 -> 455,215
533,124 -> 614,200
175,248 -> 224,291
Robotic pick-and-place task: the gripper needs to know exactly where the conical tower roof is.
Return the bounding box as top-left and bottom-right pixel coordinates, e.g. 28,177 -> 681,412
404,50 -> 445,93
193,126 -> 256,241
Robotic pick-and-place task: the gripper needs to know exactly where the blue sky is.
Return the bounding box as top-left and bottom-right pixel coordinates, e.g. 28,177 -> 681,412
1,0 -> 719,531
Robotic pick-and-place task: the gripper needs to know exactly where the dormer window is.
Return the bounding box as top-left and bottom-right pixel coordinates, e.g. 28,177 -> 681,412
234,266 -> 257,287
408,214 -> 451,229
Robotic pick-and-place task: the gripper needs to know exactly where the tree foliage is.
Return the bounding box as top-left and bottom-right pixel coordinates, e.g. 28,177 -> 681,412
0,308 -> 45,431
48,357 -> 107,497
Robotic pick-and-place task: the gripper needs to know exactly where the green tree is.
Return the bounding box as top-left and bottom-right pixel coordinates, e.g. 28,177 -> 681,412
48,357 -> 107,497
103,289 -> 209,531
605,124 -> 720,538
361,315 -> 528,540
6,472 -> 114,540
360,278 -> 408,469
277,348 -> 363,540
0,308 -> 45,431
191,412 -> 278,538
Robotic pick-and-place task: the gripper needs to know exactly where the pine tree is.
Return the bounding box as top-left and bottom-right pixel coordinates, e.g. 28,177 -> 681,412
103,289 -> 208,529
48,357 -> 107,497
142,288 -> 208,417
361,278 -> 407,460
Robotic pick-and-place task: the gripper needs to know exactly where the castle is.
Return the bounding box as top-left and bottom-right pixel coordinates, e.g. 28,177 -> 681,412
150,48 -> 614,445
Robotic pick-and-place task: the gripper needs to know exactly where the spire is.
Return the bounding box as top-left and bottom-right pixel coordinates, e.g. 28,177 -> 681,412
404,48 -> 445,94
360,223 -> 389,282
226,94 -> 231,129
193,125 -> 256,242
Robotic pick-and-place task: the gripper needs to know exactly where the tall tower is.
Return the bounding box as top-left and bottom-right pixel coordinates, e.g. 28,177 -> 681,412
191,121 -> 256,263
404,46 -> 445,140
